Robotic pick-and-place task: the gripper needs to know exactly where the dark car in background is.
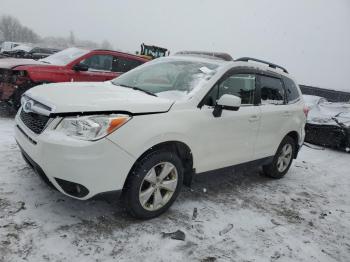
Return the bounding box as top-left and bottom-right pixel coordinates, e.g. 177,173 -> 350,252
1,45 -> 60,59
304,95 -> 350,151
0,47 -> 150,108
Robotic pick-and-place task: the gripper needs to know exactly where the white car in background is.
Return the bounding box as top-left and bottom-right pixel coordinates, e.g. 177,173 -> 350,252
0,41 -> 22,53
15,53 -> 306,219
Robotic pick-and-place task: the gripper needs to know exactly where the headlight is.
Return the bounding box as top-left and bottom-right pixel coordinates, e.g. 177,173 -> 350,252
21,95 -> 30,106
56,114 -> 131,141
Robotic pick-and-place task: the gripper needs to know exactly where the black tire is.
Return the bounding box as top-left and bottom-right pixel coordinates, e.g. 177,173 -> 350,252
124,150 -> 183,219
263,136 -> 296,179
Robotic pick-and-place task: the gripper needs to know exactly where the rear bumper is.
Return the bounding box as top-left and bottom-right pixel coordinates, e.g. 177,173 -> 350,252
15,113 -> 136,200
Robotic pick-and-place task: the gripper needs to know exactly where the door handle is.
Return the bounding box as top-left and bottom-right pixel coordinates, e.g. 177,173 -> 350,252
248,115 -> 260,122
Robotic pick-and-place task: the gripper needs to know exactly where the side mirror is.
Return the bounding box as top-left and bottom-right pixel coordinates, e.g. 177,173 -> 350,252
73,63 -> 89,72
213,94 -> 241,117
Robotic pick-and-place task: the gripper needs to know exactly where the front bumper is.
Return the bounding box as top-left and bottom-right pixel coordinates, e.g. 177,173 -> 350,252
305,123 -> 350,150
15,113 -> 136,200
0,82 -> 16,100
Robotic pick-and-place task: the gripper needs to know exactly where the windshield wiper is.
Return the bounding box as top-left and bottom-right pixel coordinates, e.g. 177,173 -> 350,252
115,83 -> 157,97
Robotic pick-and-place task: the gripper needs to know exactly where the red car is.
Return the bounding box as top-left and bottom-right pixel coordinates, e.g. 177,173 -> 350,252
0,47 -> 149,108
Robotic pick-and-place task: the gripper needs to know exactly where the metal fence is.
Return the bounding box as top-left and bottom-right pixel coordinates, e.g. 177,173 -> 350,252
300,85 -> 350,102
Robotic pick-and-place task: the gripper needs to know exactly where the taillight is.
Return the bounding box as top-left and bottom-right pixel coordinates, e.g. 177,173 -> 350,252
303,106 -> 309,117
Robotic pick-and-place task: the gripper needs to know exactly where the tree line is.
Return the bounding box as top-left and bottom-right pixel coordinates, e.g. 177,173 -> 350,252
0,15 -> 113,49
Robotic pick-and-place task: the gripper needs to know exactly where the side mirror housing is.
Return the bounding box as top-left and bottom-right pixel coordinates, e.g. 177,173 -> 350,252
73,63 -> 89,72
213,94 -> 241,117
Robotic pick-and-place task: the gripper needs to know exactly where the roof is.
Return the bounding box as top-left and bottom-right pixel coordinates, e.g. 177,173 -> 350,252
92,49 -> 150,61
174,51 -> 233,61
235,57 -> 288,73
172,52 -> 289,76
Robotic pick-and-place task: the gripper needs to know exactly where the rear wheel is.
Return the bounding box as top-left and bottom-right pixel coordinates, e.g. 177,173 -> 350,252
263,136 -> 295,179
124,150 -> 183,219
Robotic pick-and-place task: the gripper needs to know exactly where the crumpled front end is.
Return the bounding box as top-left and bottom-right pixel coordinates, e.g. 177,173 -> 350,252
305,101 -> 350,151
0,68 -> 32,104
0,68 -> 16,100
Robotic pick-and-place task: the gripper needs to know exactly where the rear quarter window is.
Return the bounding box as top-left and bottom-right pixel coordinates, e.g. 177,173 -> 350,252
283,77 -> 300,103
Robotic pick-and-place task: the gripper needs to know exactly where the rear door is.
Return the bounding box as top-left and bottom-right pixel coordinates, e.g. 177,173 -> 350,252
254,74 -> 290,158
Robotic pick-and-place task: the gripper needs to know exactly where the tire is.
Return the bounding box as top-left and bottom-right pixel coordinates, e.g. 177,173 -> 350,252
124,150 -> 183,219
263,136 -> 296,179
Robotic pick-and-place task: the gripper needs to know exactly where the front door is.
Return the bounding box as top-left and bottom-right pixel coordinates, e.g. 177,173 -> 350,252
194,73 -> 261,173
72,54 -> 118,82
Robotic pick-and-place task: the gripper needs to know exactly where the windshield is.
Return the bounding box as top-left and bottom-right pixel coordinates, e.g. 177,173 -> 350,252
40,47 -> 89,65
112,59 -> 219,99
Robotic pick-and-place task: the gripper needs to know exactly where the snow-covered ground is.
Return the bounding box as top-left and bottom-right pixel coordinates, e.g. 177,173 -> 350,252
0,115 -> 349,262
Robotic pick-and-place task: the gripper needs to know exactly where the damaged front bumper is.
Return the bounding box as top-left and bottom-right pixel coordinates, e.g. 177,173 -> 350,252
305,123 -> 350,151
0,68 -> 29,101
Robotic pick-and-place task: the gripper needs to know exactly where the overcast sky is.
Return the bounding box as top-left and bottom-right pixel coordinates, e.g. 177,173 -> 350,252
1,0 -> 350,91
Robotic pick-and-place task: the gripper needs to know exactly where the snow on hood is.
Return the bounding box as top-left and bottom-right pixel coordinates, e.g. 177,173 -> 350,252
25,82 -> 175,114
307,100 -> 350,127
0,58 -> 44,69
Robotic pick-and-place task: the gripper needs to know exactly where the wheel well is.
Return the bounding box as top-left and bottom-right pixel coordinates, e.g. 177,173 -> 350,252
124,141 -> 194,190
286,131 -> 299,158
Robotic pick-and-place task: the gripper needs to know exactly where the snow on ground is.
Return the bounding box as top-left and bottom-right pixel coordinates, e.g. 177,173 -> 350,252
0,115 -> 349,262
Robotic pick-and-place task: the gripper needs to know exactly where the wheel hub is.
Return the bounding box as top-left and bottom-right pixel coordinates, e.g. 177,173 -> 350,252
277,143 -> 293,172
139,162 -> 178,211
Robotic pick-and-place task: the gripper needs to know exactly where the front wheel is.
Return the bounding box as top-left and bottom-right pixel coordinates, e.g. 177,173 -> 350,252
124,150 -> 183,219
263,136 -> 296,179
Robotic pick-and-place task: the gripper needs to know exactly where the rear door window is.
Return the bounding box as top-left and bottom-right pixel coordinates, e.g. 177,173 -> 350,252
283,77 -> 300,103
259,75 -> 285,105
113,57 -> 143,73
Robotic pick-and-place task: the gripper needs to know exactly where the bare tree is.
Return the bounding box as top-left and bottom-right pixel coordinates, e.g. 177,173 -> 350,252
0,15 -> 40,43
0,15 -> 114,51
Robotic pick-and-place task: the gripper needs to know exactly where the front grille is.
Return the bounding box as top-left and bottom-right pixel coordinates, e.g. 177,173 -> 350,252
305,123 -> 345,148
20,109 -> 50,134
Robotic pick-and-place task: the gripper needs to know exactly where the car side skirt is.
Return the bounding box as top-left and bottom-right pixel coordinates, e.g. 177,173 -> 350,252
195,156 -> 274,177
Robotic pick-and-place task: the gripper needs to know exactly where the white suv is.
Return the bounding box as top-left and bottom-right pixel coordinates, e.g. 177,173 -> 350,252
15,52 -> 306,219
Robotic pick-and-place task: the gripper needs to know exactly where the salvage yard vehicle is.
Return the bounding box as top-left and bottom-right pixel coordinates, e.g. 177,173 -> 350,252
0,41 -> 21,53
15,52 -> 306,219
0,47 -> 149,108
304,95 -> 350,151
1,44 -> 60,59
1,44 -> 33,58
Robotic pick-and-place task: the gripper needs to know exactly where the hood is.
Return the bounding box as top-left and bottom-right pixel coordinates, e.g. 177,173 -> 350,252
0,58 -> 44,69
308,101 -> 350,127
24,82 -> 174,115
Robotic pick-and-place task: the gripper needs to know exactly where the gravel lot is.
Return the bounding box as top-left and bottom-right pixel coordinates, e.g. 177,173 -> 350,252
0,113 -> 349,262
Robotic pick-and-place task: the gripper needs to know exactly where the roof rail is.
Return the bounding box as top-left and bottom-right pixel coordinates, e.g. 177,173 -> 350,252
235,57 -> 288,73
175,51 -> 233,61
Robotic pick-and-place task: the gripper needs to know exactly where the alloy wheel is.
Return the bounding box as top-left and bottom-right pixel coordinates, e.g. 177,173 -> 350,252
139,162 -> 178,211
277,143 -> 293,172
